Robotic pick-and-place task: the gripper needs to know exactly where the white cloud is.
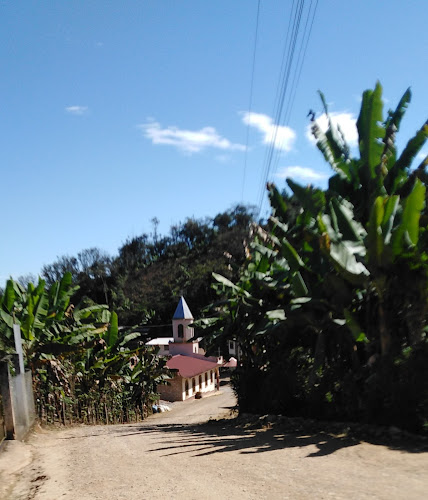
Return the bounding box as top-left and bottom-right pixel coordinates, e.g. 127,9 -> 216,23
215,154 -> 232,163
65,105 -> 88,115
138,120 -> 245,154
306,112 -> 358,147
242,112 -> 296,151
276,166 -> 328,182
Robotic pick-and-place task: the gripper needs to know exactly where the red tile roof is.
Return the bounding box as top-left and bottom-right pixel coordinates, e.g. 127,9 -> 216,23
166,355 -> 219,378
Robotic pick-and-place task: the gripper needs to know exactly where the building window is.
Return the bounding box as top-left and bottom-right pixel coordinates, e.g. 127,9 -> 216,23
178,324 -> 184,338
205,372 -> 208,385
211,371 -> 215,383
229,340 -> 235,350
185,380 -> 190,396
164,344 -> 169,351
192,378 -> 196,392
199,375 -> 203,388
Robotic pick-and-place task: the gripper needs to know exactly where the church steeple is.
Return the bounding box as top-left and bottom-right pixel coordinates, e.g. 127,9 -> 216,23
173,296 -> 193,320
172,297 -> 194,343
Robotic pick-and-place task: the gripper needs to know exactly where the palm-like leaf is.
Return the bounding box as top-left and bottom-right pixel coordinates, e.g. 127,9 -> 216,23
356,81 -> 385,182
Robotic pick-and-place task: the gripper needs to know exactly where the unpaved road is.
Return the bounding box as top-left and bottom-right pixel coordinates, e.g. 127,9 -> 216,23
1,384 -> 428,500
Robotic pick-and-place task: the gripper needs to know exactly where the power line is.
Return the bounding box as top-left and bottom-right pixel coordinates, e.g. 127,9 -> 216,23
257,0 -> 305,217
271,0 -> 319,179
283,0 -> 319,126
242,0 -> 261,202
267,0 -> 306,194
255,0 -> 297,211
256,0 -> 319,219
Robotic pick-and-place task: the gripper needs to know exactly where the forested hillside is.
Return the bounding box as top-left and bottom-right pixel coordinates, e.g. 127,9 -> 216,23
0,205 -> 255,423
39,205 -> 256,329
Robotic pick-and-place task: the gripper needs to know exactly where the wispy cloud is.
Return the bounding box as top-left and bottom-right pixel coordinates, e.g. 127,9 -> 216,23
65,105 -> 88,116
215,154 -> 232,163
276,165 -> 328,182
306,112 -> 358,147
242,112 -> 296,151
138,120 -> 245,154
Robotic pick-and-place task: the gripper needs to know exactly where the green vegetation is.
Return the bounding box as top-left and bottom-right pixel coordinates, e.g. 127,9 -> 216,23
198,83 -> 428,434
0,205 -> 256,424
0,273 -> 169,424
3,83 -> 426,433
40,205 -> 256,328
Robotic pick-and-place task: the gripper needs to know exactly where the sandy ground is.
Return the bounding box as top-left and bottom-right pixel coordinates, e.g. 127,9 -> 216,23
1,384 -> 428,500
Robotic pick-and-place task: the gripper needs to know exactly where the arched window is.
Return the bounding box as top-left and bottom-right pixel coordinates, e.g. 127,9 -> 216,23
185,380 -> 189,396
192,378 -> 196,392
178,324 -> 184,338
205,372 -> 208,385
199,375 -> 203,388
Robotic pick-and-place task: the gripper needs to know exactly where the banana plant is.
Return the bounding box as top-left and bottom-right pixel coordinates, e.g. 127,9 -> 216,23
199,83 -> 428,430
311,82 -> 427,225
0,273 -> 112,370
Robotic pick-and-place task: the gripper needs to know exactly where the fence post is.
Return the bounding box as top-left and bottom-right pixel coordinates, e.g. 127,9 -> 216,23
0,360 -> 16,440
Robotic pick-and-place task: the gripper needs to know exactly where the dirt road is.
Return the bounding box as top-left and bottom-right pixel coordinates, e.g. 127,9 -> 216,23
1,384 -> 428,499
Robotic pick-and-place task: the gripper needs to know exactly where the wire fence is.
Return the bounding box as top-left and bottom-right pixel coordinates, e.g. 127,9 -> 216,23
35,390 -> 151,426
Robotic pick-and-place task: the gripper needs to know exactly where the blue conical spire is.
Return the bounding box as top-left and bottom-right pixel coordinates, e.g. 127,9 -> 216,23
173,296 -> 193,319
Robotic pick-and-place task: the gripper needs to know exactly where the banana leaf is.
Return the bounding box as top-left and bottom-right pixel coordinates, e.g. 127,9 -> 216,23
356,81 -> 385,182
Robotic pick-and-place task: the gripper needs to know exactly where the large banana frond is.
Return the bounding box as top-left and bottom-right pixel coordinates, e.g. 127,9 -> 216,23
105,311 -> 118,348
382,88 -> 411,162
2,280 -> 16,313
267,183 -> 288,220
394,120 -> 428,174
356,81 -> 385,182
287,178 -> 326,217
392,178 -> 426,254
312,109 -> 352,181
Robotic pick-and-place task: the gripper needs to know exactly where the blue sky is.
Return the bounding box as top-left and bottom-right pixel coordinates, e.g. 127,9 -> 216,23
1,1 -> 427,281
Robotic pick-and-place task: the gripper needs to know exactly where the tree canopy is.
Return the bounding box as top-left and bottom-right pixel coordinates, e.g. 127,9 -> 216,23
39,204 -> 256,328
197,83 -> 428,433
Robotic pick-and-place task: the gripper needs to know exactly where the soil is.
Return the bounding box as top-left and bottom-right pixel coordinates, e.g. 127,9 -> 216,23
1,383 -> 428,500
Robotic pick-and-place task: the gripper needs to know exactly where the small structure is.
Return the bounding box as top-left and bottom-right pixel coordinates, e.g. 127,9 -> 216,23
224,357 -> 237,369
145,337 -> 173,356
227,340 -> 241,361
157,297 -> 221,402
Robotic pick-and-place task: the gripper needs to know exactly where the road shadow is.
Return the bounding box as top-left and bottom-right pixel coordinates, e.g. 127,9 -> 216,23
53,416 -> 427,457
106,415 -> 428,457
104,419 -> 358,458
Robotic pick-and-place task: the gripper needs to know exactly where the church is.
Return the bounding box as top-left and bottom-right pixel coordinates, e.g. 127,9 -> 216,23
156,297 -> 221,402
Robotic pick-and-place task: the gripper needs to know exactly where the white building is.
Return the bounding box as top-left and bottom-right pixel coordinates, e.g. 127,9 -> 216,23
157,297 -> 222,402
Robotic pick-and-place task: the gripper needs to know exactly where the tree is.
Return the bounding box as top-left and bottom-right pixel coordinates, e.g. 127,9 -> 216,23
0,273 -> 168,424
198,83 -> 428,432
42,248 -> 113,306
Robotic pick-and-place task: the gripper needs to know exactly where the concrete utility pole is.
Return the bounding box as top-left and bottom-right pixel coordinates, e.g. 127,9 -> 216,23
13,324 -> 25,374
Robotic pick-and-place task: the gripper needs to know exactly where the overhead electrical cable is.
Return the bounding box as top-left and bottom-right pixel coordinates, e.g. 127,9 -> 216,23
268,0 -> 306,191
283,0 -> 319,126
256,0 -> 304,214
256,0 -> 319,219
242,0 -> 261,202
257,0 -> 305,217
256,0 -> 299,213
271,0 -> 319,180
